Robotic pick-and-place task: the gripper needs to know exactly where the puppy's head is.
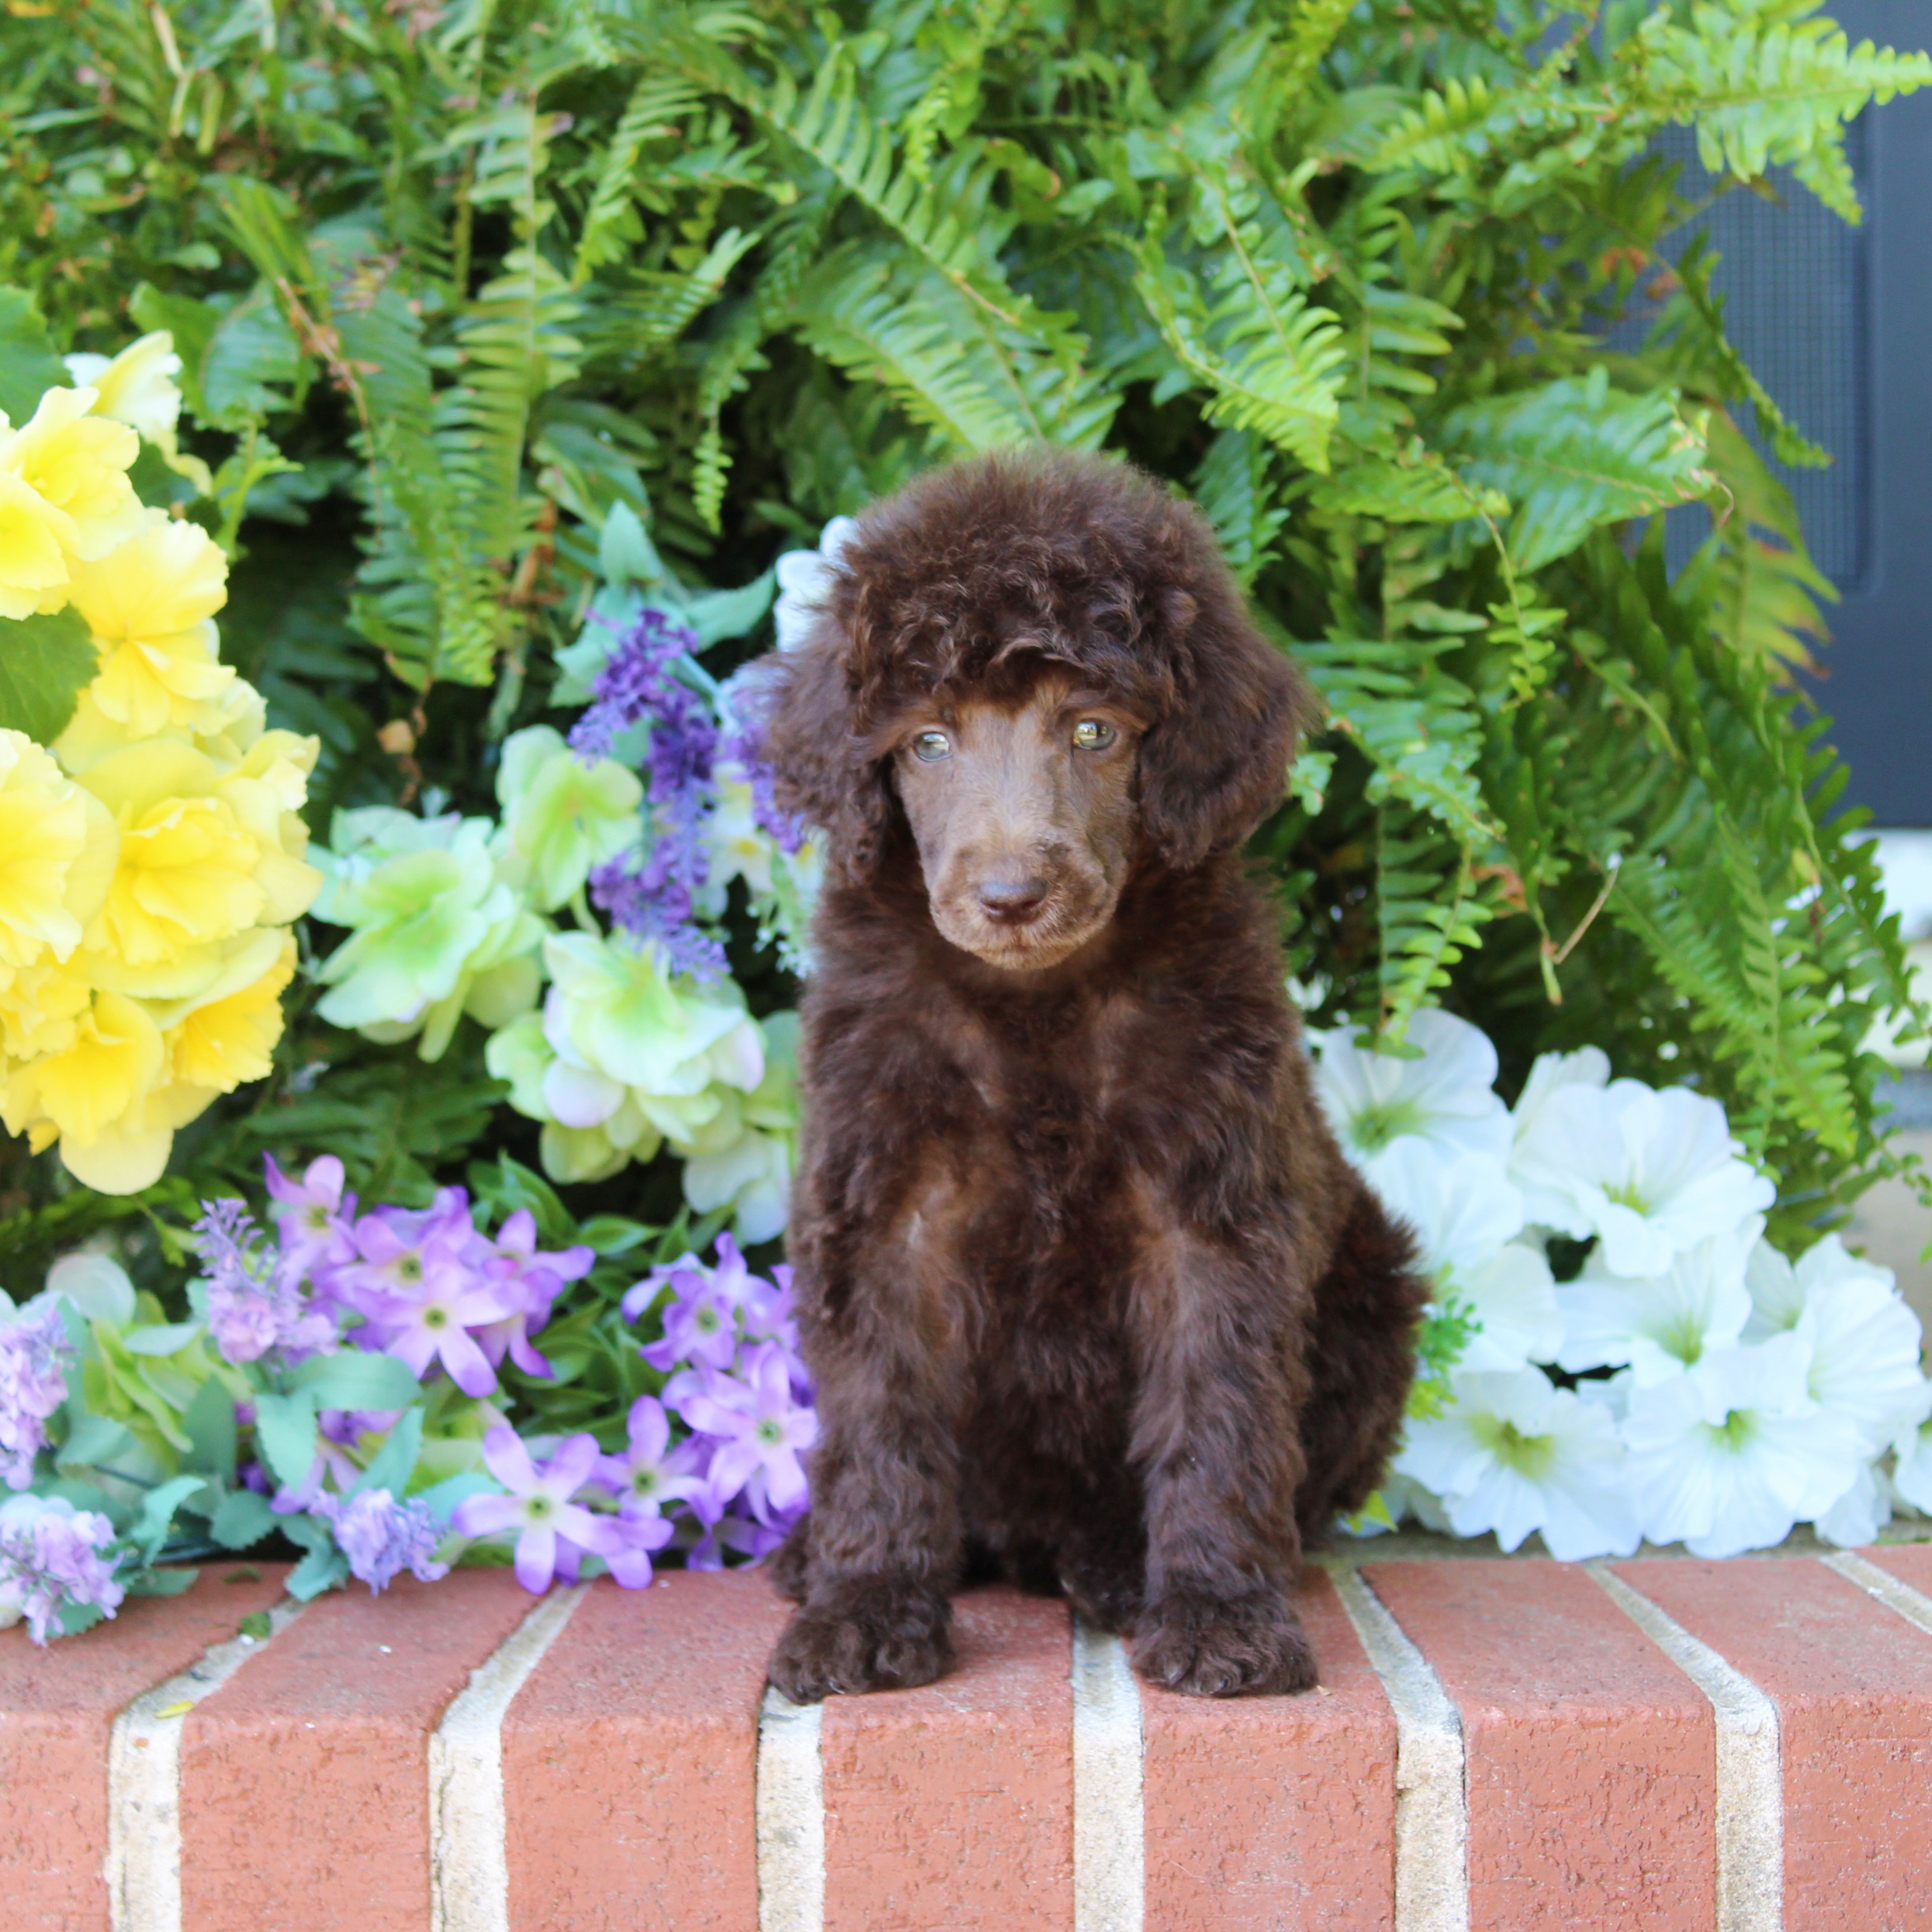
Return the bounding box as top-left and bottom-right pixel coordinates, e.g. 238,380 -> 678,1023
759,449 -> 1315,972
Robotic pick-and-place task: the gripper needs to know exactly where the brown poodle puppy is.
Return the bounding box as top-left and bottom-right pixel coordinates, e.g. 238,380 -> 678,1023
754,448 -> 1426,1701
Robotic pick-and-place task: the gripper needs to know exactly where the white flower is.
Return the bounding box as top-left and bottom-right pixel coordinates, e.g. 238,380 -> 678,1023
672,1013 -> 802,1243
1313,1009 -> 1512,1199
772,515 -> 859,651
1555,1223 -> 1759,1385
1508,1046 -> 1609,1225
1371,1143 -> 1559,1373
1815,1460 -> 1891,1549
1621,1334 -> 1865,1557
1741,1235 -> 1932,1455
1371,1143 -> 1524,1274
1458,1245 -> 1566,1375
1509,1078 -> 1774,1277
1394,1367 -> 1640,1559
1891,1414 -> 1932,1517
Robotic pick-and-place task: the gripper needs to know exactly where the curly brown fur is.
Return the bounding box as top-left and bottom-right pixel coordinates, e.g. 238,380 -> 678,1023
754,449 -> 1427,1701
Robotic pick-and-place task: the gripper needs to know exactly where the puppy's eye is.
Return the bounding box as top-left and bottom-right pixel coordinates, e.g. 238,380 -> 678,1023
912,731 -> 952,762
1072,719 -> 1116,751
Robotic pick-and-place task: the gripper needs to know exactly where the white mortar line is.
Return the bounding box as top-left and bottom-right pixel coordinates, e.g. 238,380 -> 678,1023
1325,1561 -> 1468,1932
757,1685 -> 825,1932
1819,1549 -> 1932,1639
106,1594 -> 306,1932
1071,1621 -> 1144,1932
1587,1563 -> 1782,1932
429,1583 -> 588,1932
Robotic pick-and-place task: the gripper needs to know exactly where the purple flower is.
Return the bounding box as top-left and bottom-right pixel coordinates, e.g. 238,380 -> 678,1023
355,1268 -> 517,1398
468,1210 -> 592,1381
0,1494 -> 122,1645
572,608 -> 727,979
721,711 -> 806,855
569,608 -> 707,766
638,1263 -> 743,1373
675,1341 -> 817,1515
600,1507 -> 676,1588
330,1190 -> 475,1316
194,1199 -> 337,1367
314,1487 -> 450,1593
453,1427 -> 622,1594
595,1396 -> 712,1523
263,1154 -> 357,1280
0,1298 -> 74,1491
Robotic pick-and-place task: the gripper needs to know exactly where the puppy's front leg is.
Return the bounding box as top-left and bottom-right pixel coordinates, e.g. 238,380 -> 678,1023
1129,1239 -> 1319,1696
767,1271 -> 967,1702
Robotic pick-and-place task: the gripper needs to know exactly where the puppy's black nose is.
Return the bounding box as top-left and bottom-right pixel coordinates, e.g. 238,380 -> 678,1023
977,877 -> 1049,922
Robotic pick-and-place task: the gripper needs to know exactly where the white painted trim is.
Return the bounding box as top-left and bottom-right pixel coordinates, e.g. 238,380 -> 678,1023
1819,1548 -> 1932,1639
105,1594 -> 306,1932
1325,1562 -> 1469,1932
756,1687 -> 825,1932
1587,1564 -> 1782,1932
429,1584 -> 588,1932
1071,1622 -> 1144,1932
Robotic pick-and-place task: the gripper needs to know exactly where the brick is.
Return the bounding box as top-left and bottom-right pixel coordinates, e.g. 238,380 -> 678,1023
1368,1558 -> 1714,1932
178,1567 -> 534,1932
0,1561 -> 287,1932
501,1569 -> 790,1931
1139,1568 -> 1396,1931
1616,1556 -> 1932,1932
1863,1542 -> 1932,1605
819,1585 -> 1073,1932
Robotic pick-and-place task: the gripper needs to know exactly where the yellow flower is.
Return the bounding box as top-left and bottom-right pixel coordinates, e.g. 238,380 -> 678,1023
162,931 -> 295,1092
0,955 -> 89,1060
65,332 -> 211,498
0,467 -> 75,621
2,986 -> 162,1147
1,385 -> 141,561
68,519 -> 235,738
71,731 -> 319,999
0,730 -> 118,965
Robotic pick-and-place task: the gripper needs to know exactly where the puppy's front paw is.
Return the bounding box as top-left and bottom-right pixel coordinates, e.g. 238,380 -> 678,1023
767,1588 -> 954,1702
1130,1585 -> 1317,1697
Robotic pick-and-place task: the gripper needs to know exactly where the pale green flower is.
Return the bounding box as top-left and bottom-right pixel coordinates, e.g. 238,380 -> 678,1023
493,929 -> 760,1189
674,1011 -> 801,1242
312,809 -> 542,1056
494,725 -> 642,913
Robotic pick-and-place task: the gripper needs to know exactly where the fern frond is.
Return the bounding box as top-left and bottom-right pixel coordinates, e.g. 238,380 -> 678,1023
789,245 -> 1041,453
1444,367 -> 1715,570
1134,197 -> 1347,473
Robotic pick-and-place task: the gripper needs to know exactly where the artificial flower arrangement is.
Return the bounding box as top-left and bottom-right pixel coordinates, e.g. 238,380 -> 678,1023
307,507 -> 827,1246
1318,1011 -> 1932,1559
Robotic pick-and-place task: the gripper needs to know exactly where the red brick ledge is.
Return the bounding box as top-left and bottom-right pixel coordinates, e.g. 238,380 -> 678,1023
6,1546 -> 1932,1931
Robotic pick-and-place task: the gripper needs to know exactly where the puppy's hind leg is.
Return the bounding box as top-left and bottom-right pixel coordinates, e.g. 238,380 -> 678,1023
1294,1180 -> 1430,1543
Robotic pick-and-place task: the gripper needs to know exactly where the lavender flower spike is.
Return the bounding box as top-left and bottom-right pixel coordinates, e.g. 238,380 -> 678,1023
315,1488 -> 451,1593
0,1494 -> 123,1645
0,1298 -> 74,1490
195,1198 -> 337,1367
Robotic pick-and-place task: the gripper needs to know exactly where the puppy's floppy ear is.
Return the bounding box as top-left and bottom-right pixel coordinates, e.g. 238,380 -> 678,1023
1136,584 -> 1317,871
751,615 -> 896,883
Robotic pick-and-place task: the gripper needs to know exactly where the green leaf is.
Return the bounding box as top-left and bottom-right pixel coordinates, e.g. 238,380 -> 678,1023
290,1349 -> 422,1412
1443,371 -> 1714,571
181,1377 -> 238,1484
56,1412 -> 133,1471
131,1476 -> 212,1564
252,1390 -> 319,1490
0,606 -> 97,743
349,1407 -> 424,1502
0,287 -> 69,423
417,1471 -> 499,1524
209,1488 -> 281,1551
122,1322 -> 205,1357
